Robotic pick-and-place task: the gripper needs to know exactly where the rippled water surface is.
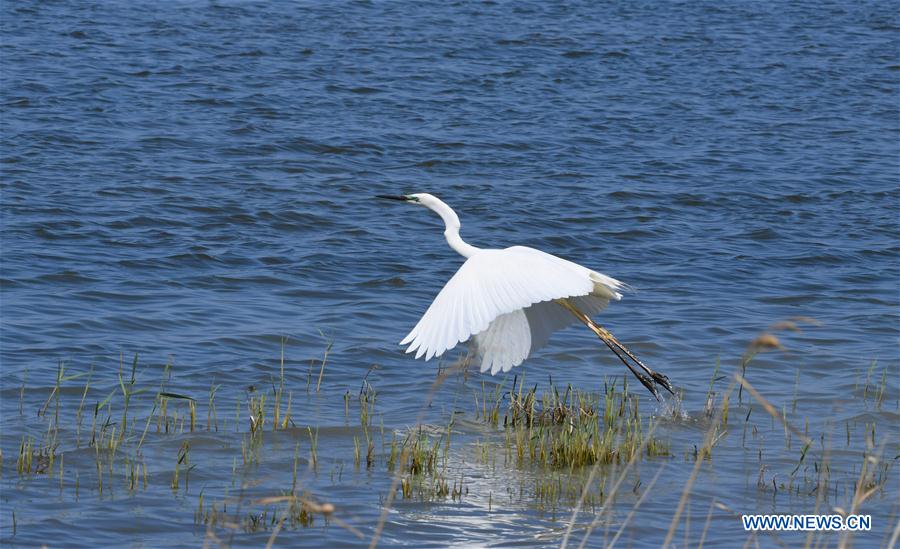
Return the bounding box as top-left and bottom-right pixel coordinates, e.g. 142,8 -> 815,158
2,1 -> 898,547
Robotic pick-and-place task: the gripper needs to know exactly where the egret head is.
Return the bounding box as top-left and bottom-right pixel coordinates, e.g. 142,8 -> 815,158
376,193 -> 439,207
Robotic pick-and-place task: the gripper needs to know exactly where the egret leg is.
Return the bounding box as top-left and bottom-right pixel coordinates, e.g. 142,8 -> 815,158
556,299 -> 675,400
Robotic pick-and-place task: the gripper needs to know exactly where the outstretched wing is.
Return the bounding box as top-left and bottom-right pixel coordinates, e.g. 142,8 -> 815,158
473,294 -> 611,374
400,246 -> 624,366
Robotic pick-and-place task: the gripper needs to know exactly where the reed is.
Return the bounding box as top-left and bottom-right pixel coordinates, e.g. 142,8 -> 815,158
5,336 -> 895,547
482,377 -> 670,470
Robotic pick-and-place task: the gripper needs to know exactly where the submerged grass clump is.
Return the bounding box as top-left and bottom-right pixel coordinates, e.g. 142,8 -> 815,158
479,375 -> 670,469
394,428 -> 465,501
195,441 -> 340,536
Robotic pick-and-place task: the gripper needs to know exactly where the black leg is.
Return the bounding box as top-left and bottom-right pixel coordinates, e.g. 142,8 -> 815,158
557,299 -> 675,400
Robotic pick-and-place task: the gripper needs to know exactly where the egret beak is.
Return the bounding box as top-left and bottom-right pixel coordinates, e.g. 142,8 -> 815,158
376,195 -> 411,202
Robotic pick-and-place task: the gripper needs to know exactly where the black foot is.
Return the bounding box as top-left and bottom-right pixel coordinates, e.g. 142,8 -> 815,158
650,371 -> 676,396
632,368 -> 663,402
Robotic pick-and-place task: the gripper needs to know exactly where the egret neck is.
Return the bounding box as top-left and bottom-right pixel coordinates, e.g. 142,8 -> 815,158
419,195 -> 480,259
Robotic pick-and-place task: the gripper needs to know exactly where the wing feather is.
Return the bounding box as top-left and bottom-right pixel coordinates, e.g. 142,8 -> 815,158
474,295 -> 610,374
402,246 -> 623,365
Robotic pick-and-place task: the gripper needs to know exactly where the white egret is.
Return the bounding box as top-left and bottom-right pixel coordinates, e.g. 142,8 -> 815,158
378,193 -> 674,400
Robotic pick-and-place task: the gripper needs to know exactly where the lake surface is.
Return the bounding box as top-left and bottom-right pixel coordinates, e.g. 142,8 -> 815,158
2,1 -> 898,547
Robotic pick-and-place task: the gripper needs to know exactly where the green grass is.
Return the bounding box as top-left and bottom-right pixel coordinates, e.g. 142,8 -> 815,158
4,337 -> 896,548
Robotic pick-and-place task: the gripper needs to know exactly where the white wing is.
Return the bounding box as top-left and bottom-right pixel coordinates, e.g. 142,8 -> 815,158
400,246 -> 625,373
472,294 -> 611,374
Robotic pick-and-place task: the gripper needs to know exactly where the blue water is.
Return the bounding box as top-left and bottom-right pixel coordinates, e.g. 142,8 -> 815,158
2,1 -> 898,547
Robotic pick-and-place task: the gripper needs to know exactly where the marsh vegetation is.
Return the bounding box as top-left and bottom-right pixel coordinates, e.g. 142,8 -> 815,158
2,329 -> 897,547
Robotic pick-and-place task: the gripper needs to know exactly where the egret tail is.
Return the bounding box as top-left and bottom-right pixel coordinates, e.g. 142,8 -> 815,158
557,299 -> 675,401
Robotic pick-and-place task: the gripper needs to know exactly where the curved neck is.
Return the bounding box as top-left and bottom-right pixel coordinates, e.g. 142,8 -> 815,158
424,198 -> 480,258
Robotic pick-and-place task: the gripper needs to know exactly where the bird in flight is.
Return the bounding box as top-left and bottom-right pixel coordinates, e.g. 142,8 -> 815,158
378,193 -> 674,400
